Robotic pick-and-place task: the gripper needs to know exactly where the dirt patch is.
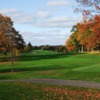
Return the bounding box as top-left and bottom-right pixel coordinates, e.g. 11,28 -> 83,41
0,62 -> 10,65
0,61 -> 18,65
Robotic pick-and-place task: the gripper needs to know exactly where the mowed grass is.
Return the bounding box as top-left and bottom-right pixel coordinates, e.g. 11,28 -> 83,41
0,50 -> 100,82
0,82 -> 100,100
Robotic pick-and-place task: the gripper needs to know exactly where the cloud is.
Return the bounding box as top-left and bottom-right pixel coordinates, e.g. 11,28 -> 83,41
0,9 -> 82,29
20,30 -> 70,46
0,8 -> 35,24
34,16 -> 82,28
0,9 -> 51,24
47,0 -> 69,6
0,9 -> 18,14
37,11 -> 50,18
46,16 -> 68,22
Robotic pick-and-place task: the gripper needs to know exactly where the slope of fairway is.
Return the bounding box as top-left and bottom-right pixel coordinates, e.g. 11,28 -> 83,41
73,63 -> 100,72
0,50 -> 100,82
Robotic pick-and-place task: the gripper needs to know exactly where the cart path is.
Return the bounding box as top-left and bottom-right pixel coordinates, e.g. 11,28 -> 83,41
0,78 -> 100,89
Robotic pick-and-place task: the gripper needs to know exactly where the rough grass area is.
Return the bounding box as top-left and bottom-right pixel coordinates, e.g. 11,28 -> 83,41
0,82 -> 100,100
0,50 -> 100,82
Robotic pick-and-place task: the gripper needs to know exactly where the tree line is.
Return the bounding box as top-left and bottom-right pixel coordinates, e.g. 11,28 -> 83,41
24,43 -> 67,53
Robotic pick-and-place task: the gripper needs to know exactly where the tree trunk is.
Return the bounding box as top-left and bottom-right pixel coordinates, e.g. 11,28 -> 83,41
81,45 -> 84,53
11,56 -> 14,72
10,41 -> 14,72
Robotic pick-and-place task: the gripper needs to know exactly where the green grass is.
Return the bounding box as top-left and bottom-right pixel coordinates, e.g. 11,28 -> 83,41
73,63 -> 100,72
0,82 -> 100,100
0,50 -> 100,82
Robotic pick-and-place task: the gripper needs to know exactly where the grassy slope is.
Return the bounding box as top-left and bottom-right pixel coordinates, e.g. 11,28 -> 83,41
0,82 -> 100,100
0,50 -> 100,82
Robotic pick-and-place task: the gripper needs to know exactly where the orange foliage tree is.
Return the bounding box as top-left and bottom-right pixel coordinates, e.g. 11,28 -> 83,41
0,14 -> 25,54
0,14 -> 25,72
0,14 -> 12,53
77,15 -> 100,51
66,15 -> 100,52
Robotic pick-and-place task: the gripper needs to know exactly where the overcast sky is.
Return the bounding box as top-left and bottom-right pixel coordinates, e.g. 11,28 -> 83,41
0,0 -> 82,46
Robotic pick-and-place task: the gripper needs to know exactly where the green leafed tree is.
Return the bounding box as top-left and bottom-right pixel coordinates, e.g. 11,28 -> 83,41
24,42 -> 33,53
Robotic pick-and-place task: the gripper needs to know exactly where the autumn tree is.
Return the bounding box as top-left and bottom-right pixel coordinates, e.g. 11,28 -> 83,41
0,14 -> 12,53
0,14 -> 25,72
93,15 -> 100,50
77,15 -> 100,51
66,25 -> 81,52
66,38 -> 76,51
66,15 -> 100,52
0,14 -> 25,53
66,0 -> 100,52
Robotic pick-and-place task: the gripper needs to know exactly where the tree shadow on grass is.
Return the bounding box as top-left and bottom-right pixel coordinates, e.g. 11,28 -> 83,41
0,53 -> 66,62
0,52 -> 85,62
0,65 -> 67,73
16,53 -> 81,62
0,57 -> 10,62
0,76 -> 11,80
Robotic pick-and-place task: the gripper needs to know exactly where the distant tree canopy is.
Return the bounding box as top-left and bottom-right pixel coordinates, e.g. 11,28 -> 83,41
66,15 -> 100,52
0,14 -> 25,54
32,45 -> 67,53
24,42 -> 33,52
